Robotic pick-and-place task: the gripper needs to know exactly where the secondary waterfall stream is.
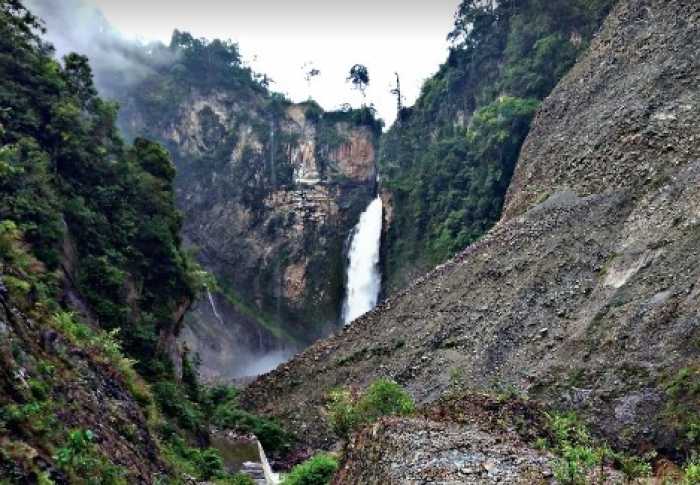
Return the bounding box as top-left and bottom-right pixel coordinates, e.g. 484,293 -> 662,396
342,196 -> 383,325
207,289 -> 225,327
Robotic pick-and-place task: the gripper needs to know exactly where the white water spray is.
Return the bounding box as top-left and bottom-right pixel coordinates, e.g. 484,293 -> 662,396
342,197 -> 383,325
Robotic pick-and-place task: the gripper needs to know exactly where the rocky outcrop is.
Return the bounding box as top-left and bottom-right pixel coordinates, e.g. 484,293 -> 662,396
121,92 -> 378,379
332,394 -> 633,484
334,417 -> 554,484
243,0 -> 700,456
334,395 -> 558,485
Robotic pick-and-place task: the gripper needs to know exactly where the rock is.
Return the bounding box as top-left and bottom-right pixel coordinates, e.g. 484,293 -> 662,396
332,400 -> 556,485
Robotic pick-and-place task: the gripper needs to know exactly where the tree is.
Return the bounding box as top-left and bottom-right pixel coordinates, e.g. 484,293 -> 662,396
390,72 -> 404,119
347,64 -> 370,99
63,53 -> 97,110
447,0 -> 500,48
302,62 -> 321,99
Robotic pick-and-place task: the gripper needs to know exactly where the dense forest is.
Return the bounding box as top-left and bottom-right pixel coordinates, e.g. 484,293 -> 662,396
0,1 -> 294,482
0,0 -> 202,380
380,0 -> 616,290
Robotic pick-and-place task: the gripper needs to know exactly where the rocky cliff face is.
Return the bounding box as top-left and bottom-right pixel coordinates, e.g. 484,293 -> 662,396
0,290 -> 165,481
122,93 -> 378,379
243,0 -> 700,457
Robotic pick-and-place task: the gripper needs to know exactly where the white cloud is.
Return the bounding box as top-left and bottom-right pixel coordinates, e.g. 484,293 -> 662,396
29,0 -> 461,126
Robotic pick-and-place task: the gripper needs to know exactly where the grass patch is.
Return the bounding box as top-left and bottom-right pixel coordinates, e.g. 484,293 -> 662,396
541,411 -> 652,484
52,312 -> 154,408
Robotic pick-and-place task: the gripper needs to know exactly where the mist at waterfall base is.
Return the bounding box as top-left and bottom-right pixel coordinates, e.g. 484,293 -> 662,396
184,198 -> 383,380
181,291 -> 296,381
342,197 -> 384,325
207,291 -> 292,378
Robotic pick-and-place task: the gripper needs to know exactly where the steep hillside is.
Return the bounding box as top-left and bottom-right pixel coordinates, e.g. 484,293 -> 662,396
379,0 -> 616,293
0,2 -> 196,481
244,0 -> 700,462
1,4 -> 290,482
114,36 -> 382,378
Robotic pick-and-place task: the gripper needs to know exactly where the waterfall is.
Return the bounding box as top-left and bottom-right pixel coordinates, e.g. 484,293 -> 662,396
269,119 -> 276,186
342,197 -> 383,325
207,290 -> 225,327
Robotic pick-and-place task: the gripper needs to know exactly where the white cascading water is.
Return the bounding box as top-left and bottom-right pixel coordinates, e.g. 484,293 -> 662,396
207,289 -> 225,327
342,196 -> 383,325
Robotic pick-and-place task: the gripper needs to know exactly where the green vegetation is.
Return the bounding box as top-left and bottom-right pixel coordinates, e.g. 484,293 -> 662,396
327,379 -> 415,440
211,403 -> 294,454
149,381 -> 294,480
541,411 -> 652,484
160,433 -> 227,481
379,0 -> 616,290
53,311 -> 154,406
119,30 -> 269,132
347,64 -> 370,98
543,411 -> 602,484
0,0 -> 207,379
685,458 -> 700,485
324,105 -> 384,139
0,3 -> 294,482
281,453 -> 339,485
152,380 -> 294,454
55,429 -> 126,485
664,367 -> 700,453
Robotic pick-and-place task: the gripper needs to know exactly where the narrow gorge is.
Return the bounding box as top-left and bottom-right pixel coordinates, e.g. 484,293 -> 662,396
116,76 -> 383,378
1,0 -> 698,483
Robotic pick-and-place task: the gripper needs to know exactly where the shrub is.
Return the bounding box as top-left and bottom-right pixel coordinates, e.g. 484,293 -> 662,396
52,312 -> 154,407
327,379 -> 415,439
152,381 -> 203,431
357,379 -> 415,421
545,412 -> 599,484
326,388 -> 360,440
553,444 -> 599,485
617,454 -> 652,482
202,384 -> 239,413
161,435 -> 228,481
544,411 -> 652,484
55,429 -> 126,484
281,453 -> 338,485
664,367 -> 700,451
304,102 -> 323,123
685,458 -> 700,485
196,448 -> 226,480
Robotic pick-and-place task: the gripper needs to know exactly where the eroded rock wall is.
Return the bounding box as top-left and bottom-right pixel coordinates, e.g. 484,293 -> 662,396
122,93 -> 378,379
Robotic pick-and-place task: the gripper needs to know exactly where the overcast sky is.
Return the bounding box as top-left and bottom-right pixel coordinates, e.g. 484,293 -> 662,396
29,0 -> 461,126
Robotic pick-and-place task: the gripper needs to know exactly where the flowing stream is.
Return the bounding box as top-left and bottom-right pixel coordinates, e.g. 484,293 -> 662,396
342,196 -> 383,325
